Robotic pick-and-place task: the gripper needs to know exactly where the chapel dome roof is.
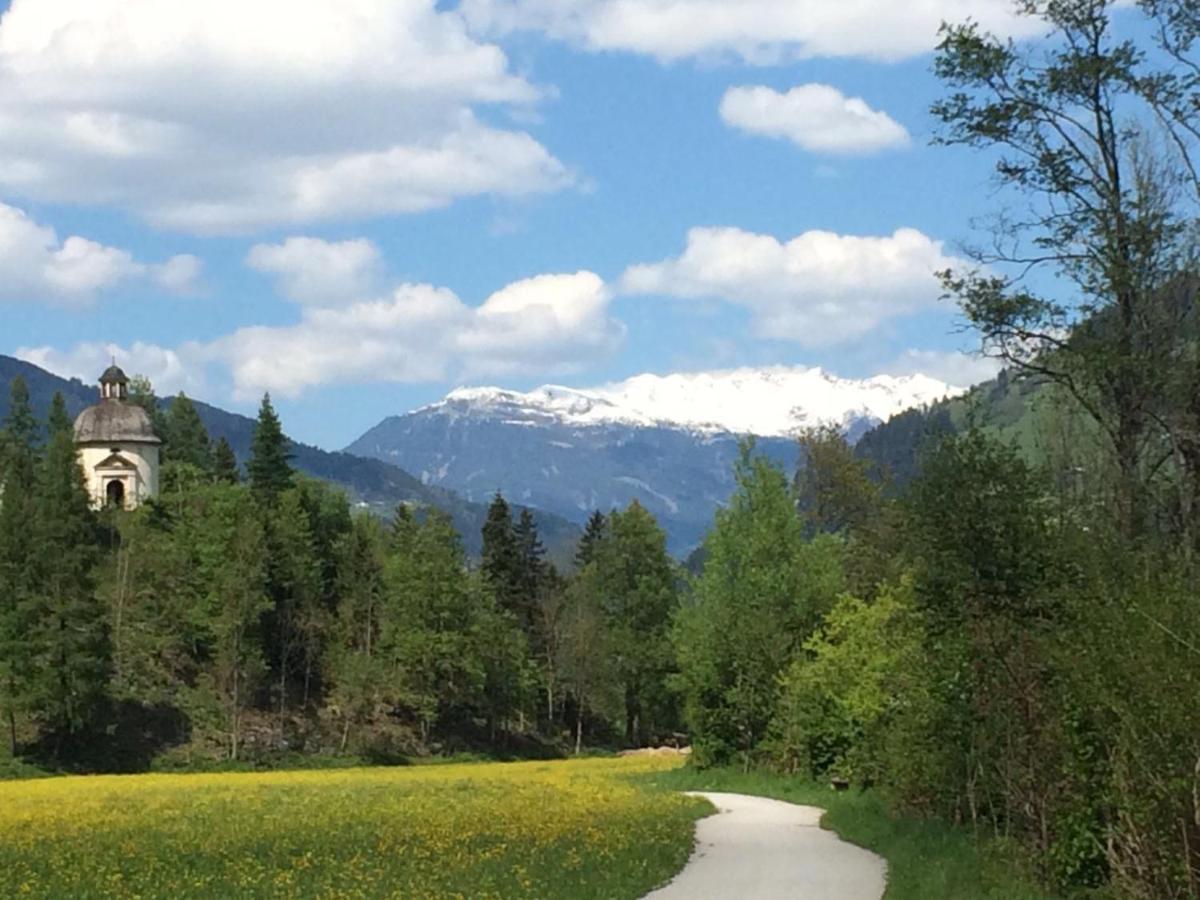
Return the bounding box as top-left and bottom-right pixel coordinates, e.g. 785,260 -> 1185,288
74,400 -> 161,446
99,364 -> 129,385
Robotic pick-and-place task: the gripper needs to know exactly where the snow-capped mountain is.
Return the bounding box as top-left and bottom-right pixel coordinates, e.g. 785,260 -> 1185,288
422,367 -> 960,438
346,366 -> 964,555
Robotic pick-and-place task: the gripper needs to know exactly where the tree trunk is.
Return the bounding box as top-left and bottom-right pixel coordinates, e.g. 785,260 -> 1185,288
575,707 -> 583,756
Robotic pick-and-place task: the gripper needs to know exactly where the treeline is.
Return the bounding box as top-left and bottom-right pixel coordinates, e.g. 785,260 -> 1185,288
0,380 -> 682,769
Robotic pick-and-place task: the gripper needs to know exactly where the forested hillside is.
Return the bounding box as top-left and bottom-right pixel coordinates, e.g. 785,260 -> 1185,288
855,368 -> 1052,485
0,355 -> 580,562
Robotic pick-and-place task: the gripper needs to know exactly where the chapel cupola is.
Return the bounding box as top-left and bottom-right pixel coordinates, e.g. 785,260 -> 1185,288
99,364 -> 129,401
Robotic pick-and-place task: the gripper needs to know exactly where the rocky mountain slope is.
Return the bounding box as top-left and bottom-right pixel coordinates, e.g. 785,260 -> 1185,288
348,367 -> 962,554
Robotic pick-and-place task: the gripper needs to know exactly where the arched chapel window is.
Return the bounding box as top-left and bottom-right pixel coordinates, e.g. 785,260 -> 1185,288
106,480 -> 126,509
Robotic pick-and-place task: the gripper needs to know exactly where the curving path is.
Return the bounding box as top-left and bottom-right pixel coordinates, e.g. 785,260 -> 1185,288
645,792 -> 887,900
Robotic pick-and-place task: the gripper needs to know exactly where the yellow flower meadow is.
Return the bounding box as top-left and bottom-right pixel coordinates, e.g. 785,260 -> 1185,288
0,756 -> 705,899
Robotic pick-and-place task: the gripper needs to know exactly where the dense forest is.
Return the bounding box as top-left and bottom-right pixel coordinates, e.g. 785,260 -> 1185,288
0,381 -> 687,771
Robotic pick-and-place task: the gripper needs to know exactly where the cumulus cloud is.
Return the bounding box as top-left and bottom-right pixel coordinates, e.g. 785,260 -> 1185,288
461,0 -> 1043,64
620,226 -> 963,346
16,341 -> 210,397
0,0 -> 572,233
885,349 -> 1003,388
720,84 -> 910,154
247,238 -> 382,306
212,270 -> 623,398
0,202 -> 200,304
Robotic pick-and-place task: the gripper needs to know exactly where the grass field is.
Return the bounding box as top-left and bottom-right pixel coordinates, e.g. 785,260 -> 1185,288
649,767 -> 1059,900
0,756 -> 708,899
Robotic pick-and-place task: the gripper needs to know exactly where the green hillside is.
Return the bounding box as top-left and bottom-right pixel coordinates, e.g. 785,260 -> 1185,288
855,368 -> 1073,486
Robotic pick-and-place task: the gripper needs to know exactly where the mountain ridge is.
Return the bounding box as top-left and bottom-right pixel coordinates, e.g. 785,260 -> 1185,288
347,365 -> 963,554
415,366 -> 963,438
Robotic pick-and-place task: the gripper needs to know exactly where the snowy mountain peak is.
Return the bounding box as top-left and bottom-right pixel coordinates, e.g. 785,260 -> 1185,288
427,365 -> 963,438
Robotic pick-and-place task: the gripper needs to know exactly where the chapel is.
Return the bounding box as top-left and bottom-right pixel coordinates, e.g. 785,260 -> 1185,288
73,365 -> 161,510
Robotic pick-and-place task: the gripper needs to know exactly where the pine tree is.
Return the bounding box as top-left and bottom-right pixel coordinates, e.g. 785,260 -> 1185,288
327,516 -> 388,751
199,491 -> 270,761
163,393 -> 213,471
212,437 -> 240,485
0,377 -> 38,754
28,393 -> 109,748
575,510 -> 608,569
481,492 -> 520,614
248,394 -> 293,502
267,489 -> 323,723
127,375 -> 168,439
513,508 -> 546,636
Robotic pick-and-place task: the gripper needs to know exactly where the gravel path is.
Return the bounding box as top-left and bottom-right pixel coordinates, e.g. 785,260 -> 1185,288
645,791 -> 887,900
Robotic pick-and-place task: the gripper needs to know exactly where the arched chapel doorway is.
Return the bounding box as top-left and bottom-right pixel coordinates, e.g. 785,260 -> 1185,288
106,479 -> 126,509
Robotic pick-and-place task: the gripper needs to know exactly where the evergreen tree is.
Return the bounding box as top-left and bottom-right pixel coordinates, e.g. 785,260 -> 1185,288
481,492 -> 520,614
326,516 -> 389,751
212,437 -> 240,485
0,377 -> 38,754
512,508 -> 546,637
200,493 -> 270,761
162,393 -> 212,471
28,393 -> 109,747
266,489 -> 323,724
46,391 -> 72,437
575,510 -> 608,569
127,375 -> 167,439
248,394 -> 293,502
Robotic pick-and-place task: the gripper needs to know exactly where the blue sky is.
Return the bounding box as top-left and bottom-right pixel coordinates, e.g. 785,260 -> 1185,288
0,0 -> 1062,448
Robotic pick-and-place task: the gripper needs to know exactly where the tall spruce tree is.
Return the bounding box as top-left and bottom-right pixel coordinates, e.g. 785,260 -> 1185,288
127,375 -> 168,439
163,393 -> 212,471
0,377 -> 38,754
28,393 -> 109,747
481,492 -> 520,615
248,394 -> 293,502
212,437 -> 240,485
512,508 -> 546,637
575,510 -> 608,569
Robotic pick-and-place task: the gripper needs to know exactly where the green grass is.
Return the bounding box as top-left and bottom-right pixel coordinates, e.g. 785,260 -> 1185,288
644,767 -> 1058,900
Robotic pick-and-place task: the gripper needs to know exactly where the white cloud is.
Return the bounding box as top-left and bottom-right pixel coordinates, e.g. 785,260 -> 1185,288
0,0 -> 571,233
213,270 -> 622,398
247,238 -> 382,306
153,255 -> 203,293
16,341 -> 209,397
720,84 -> 910,154
621,226 -> 963,346
884,349 -> 1003,388
0,202 -> 200,304
461,0 -> 1043,64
